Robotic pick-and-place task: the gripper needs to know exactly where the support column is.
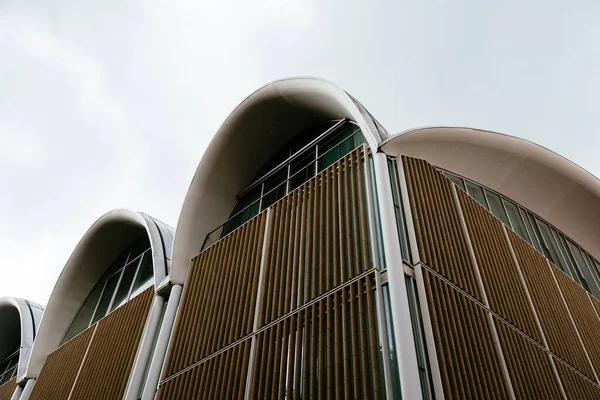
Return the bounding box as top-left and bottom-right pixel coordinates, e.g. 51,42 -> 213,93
9,384 -> 23,400
141,284 -> 183,400
16,379 -> 35,400
372,152 -> 423,400
124,294 -> 166,400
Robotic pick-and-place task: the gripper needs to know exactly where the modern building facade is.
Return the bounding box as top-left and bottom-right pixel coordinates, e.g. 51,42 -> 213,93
2,77 -> 600,399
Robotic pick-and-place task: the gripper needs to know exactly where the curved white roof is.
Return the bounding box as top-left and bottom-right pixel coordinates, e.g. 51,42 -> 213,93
0,297 -> 44,382
171,77 -> 388,284
26,209 -> 173,378
382,127 -> 600,262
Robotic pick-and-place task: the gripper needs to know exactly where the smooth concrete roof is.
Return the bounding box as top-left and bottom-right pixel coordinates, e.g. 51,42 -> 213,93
382,127 -> 600,262
0,297 -> 44,382
171,77 -> 388,285
26,209 -> 173,379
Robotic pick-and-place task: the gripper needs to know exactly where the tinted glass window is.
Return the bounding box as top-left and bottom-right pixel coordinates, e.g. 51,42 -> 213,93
63,284 -> 104,343
502,200 -> 531,244
446,173 -> 466,191
110,261 -> 139,312
91,274 -> 121,324
485,190 -> 510,225
465,181 -> 489,210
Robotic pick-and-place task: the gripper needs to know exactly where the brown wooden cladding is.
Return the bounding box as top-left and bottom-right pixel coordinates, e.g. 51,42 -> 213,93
258,149 -> 373,328
29,325 -> 94,400
554,359 -> 600,400
553,268 -> 600,377
493,318 -> 563,399
250,273 -> 383,400
157,339 -> 252,400
457,189 -> 543,343
507,229 -> 596,379
403,156 -> 482,300
0,378 -> 17,400
422,268 -> 510,399
68,287 -> 153,400
163,214 -> 267,378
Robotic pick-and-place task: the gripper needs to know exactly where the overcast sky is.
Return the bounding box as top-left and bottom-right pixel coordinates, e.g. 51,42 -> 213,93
2,0 -> 600,305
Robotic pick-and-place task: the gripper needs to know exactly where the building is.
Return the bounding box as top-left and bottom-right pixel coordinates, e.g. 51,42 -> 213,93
3,77 -> 600,399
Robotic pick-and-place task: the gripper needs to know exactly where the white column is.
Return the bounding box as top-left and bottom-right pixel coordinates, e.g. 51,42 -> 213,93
124,294 -> 166,400
141,284 -> 183,400
372,152 -> 423,400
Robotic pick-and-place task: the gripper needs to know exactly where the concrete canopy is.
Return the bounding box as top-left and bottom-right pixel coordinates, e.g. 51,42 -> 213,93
171,77 -> 388,285
382,127 -> 600,263
0,297 -> 44,382
26,209 -> 173,379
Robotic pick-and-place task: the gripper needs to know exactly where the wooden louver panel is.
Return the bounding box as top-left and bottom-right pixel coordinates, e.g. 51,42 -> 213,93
250,273 -> 383,400
157,339 -> 252,400
29,325 -> 94,400
163,214 -> 267,378
422,268 -> 510,400
493,318 -> 563,399
0,378 -> 17,400
507,229 -> 596,380
457,189 -> 543,343
69,287 -> 153,400
553,268 -> 600,377
402,156 -> 482,300
258,149 -> 373,328
554,360 -> 600,400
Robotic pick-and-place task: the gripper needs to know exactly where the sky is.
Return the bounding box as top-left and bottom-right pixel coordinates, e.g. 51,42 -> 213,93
1,0 -> 600,305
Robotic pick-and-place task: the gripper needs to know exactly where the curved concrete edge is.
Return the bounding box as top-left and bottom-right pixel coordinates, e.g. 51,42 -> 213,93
0,297 -> 44,383
26,209 -> 174,380
171,77 -> 387,284
381,126 -> 600,262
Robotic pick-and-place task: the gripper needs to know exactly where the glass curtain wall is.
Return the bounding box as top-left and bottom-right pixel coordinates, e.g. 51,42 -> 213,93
443,171 -> 600,299
218,120 -> 366,238
62,237 -> 154,344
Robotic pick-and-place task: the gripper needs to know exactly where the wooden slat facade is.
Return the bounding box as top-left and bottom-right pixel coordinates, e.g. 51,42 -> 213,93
162,214 -> 267,378
69,287 -> 153,400
508,230 -> 596,380
160,149 -> 386,399
493,318 -> 563,399
157,339 -> 252,400
554,360 -> 600,400
249,273 -> 383,400
258,149 -> 373,328
403,154 -> 600,399
0,378 -> 17,400
29,326 -> 94,400
402,156 -> 482,300
29,288 -> 153,400
457,189 -> 543,342
422,269 -> 511,399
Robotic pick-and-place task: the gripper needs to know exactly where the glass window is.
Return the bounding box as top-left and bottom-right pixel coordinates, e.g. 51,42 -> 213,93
484,189 -> 510,225
465,181 -> 489,210
382,284 -> 402,399
91,273 -> 121,324
388,158 -> 411,261
535,219 -> 570,274
566,240 -> 593,292
110,261 -> 139,312
502,200 -> 532,244
128,237 -> 151,264
445,172 -> 466,191
522,211 -> 543,253
554,233 -> 580,284
63,284 -> 104,343
290,148 -> 316,191
131,252 -> 154,297
261,169 -> 288,210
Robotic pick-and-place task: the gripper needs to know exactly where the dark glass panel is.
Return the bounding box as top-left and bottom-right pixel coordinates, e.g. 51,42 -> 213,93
503,200 -> 532,244
62,284 -> 104,343
485,190 -> 510,225
131,251 -> 154,297
445,172 -> 466,191
465,181 -> 489,210
110,261 -> 139,311
91,273 -> 121,324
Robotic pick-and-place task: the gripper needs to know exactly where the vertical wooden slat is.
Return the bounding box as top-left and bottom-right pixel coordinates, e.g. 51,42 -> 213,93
554,359 -> 600,400
508,229 -> 596,379
0,378 -> 17,400
29,322 -> 94,400
69,287 -> 153,400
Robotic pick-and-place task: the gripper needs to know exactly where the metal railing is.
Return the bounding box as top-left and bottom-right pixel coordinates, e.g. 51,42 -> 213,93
201,128 -> 365,251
